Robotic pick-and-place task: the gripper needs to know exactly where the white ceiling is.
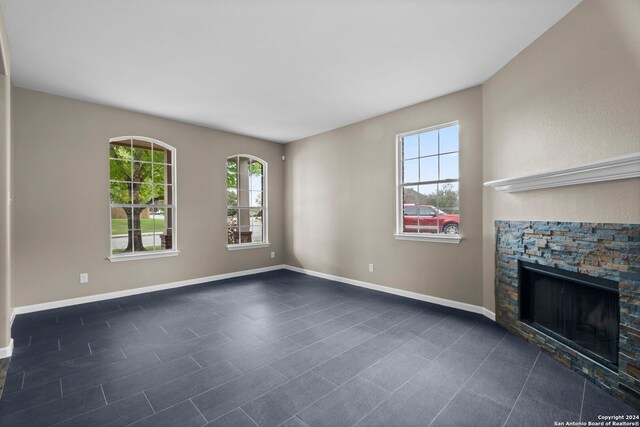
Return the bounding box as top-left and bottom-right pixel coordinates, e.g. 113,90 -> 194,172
1,0 -> 580,143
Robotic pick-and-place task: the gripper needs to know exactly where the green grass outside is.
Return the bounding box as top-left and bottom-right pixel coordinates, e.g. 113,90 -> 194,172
111,218 -> 165,235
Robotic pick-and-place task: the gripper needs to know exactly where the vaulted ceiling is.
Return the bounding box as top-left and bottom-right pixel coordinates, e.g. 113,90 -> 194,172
0,0 -> 580,142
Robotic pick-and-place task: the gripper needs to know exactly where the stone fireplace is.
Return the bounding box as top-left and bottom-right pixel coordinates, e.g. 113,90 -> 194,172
495,221 -> 640,409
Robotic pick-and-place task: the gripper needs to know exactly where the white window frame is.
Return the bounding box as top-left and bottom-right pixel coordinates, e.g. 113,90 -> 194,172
226,154 -> 269,250
108,136 -> 179,262
395,121 -> 461,244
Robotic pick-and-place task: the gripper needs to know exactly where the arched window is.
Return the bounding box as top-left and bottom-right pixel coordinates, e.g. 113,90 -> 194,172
226,155 -> 268,248
109,137 -> 177,260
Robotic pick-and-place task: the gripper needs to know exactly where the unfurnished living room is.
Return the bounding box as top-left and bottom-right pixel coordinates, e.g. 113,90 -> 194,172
0,0 -> 639,426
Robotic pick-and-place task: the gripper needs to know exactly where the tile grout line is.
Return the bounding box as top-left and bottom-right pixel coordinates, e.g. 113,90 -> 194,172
6,275 -> 504,426
350,321 -> 477,427
502,350 -> 541,427
427,333 -> 508,427
188,398 -> 208,424
100,384 -> 108,405
189,354 -> 204,369
239,407 -> 261,426
263,313 -> 455,426
143,390 -> 156,414
59,377 -> 63,398
579,379 -> 586,422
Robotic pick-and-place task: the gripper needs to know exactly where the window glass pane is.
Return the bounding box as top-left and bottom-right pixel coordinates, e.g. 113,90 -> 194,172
250,174 -> 263,193
250,225 -> 264,243
236,208 -> 250,228
111,231 -> 129,255
144,233 -> 159,252
438,182 -> 460,215
165,185 -> 174,205
110,182 -> 131,204
152,184 -> 168,205
227,173 -> 238,192
152,145 -> 168,164
149,208 -> 165,233
110,159 -> 131,181
132,139 -> 153,162
132,162 -> 153,183
419,156 -> 438,182
152,164 -> 170,184
403,134 -> 419,159
439,125 -> 459,153
249,160 -> 263,176
417,184 -> 438,208
419,130 -> 438,157
402,185 -> 419,205
403,158 -> 419,184
110,140 -> 132,160
160,229 -> 173,250
250,208 -> 263,228
439,153 -> 458,180
133,183 -> 153,204
250,191 -> 263,207
227,188 -> 238,207
227,157 -> 238,173
110,208 -> 128,235
227,210 -> 238,245
237,225 -> 251,244
237,190 -> 250,207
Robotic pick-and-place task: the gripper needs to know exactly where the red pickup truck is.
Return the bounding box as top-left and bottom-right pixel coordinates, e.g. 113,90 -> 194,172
403,204 -> 459,235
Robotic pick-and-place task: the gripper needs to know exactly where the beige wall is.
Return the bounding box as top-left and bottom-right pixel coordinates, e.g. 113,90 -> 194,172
482,0 -> 640,311
12,88 -> 284,307
285,86 -> 484,306
0,7 -> 11,350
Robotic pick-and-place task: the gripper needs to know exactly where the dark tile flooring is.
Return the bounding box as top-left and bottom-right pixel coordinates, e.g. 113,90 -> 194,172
0,269 -> 637,426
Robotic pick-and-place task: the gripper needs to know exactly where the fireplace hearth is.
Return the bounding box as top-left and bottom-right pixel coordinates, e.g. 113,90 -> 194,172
495,221 -> 640,409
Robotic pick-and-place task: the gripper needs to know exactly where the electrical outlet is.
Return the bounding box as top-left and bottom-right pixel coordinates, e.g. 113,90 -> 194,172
80,273 -> 89,284
271,251 -> 275,259
368,264 -> 374,273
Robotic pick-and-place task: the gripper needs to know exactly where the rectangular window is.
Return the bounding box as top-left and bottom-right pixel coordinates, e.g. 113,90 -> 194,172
109,138 -> 177,259
396,122 -> 460,242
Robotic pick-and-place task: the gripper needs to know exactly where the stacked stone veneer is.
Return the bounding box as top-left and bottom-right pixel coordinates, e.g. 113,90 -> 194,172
495,221 -> 640,409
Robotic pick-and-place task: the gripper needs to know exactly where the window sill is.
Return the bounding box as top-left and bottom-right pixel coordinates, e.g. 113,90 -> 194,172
227,243 -> 270,251
108,250 -> 180,262
394,234 -> 461,244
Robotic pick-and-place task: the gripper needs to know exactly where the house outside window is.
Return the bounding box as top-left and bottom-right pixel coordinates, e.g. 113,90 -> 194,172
109,137 -> 178,260
396,122 -> 461,243
226,155 -> 268,249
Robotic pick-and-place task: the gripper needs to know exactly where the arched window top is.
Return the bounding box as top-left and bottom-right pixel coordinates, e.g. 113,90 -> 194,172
226,154 -> 268,248
109,136 -> 178,261
110,136 -> 176,154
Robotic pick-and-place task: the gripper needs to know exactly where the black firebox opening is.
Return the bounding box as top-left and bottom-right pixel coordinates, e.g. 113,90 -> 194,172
518,260 -> 620,370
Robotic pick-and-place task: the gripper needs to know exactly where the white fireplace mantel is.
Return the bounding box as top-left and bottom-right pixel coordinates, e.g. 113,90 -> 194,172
483,152 -> 640,193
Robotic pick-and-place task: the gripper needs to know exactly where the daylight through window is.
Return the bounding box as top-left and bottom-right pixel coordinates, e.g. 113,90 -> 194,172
397,122 -> 460,238
109,137 -> 176,258
227,155 -> 267,247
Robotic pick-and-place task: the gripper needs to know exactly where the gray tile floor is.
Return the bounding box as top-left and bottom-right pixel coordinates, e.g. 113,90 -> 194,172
0,269 -> 637,426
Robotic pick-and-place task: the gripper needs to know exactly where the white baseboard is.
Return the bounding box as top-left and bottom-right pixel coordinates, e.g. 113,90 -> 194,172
284,265 -> 496,322
9,263 -> 496,325
0,338 -> 13,358
12,264 -> 287,316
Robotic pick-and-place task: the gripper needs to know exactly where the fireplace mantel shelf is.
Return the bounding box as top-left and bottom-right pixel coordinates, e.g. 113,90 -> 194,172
483,152 -> 640,193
